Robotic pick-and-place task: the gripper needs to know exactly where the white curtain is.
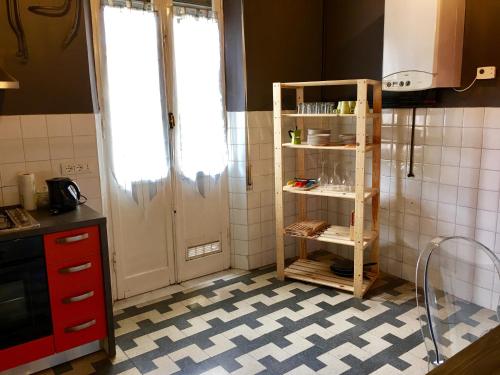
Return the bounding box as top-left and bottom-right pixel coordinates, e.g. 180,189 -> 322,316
103,7 -> 169,191
172,8 -> 227,181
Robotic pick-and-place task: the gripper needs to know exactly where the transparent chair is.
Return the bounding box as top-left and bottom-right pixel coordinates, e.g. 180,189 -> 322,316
416,236 -> 500,370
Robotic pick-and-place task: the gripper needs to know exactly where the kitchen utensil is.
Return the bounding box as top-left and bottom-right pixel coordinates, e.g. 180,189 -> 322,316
337,101 -> 351,114
46,177 -> 87,214
288,128 -> 302,144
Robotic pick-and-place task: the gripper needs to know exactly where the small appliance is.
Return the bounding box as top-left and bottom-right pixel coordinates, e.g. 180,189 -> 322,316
46,177 -> 87,214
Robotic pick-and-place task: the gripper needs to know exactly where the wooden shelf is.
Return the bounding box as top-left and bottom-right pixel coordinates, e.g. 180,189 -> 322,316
283,185 -> 378,201
285,224 -> 377,249
282,143 -> 375,151
282,113 -> 380,119
274,79 -> 382,298
280,79 -> 381,88
284,258 -> 377,295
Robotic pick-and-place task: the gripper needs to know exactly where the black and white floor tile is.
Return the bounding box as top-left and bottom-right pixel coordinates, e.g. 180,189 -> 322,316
39,265 -> 497,375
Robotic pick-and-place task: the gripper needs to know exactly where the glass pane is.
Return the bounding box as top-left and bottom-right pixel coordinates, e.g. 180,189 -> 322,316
103,7 -> 169,190
173,12 -> 227,180
0,280 -> 28,331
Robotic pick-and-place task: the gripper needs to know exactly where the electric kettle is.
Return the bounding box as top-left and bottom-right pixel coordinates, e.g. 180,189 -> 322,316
46,177 -> 87,214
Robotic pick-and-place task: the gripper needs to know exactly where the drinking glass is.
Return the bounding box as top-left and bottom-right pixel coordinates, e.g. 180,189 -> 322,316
318,159 -> 328,187
297,103 -> 304,114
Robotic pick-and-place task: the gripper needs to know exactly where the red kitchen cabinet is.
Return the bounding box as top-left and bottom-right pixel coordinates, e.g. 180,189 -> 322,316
44,226 -> 107,352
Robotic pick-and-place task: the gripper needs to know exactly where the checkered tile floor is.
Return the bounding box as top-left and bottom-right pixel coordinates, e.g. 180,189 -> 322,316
38,267 -> 496,375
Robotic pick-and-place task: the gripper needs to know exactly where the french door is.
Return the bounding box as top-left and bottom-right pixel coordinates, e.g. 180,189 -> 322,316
92,0 -> 230,299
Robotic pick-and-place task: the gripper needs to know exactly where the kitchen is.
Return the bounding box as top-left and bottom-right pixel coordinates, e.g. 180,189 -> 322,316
1,0 -> 499,374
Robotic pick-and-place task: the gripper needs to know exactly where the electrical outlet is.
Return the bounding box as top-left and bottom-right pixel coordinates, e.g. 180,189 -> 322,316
60,162 -> 76,175
476,66 -> 496,80
75,162 -> 91,174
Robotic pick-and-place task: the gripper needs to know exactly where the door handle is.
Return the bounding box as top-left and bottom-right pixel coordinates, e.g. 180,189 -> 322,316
59,262 -> 92,274
64,319 -> 96,333
62,291 -> 94,304
56,233 -> 89,244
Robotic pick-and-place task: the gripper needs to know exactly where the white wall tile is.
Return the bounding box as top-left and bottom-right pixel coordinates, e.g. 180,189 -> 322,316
425,126 -> 443,145
462,108 -> 484,128
2,186 -> 20,205
476,210 -> 497,232
481,149 -> 500,171
76,177 -> 101,199
482,128 -> 500,149
458,168 -> 479,188
0,139 -> 25,163
442,127 -> 462,147
439,184 -> 458,204
20,115 -> 47,138
460,148 -> 481,168
484,108 -> 500,128
461,128 -> 483,148
25,161 -> 53,190
441,147 -> 460,166
0,162 -> 25,187
457,187 -> 478,208
23,138 -> 50,161
71,114 -> 96,136
440,166 -> 459,185
477,190 -> 499,212
426,108 -> 444,126
49,137 -> 74,159
73,135 -> 98,157
422,164 -> 440,182
414,108 -> 426,126
444,108 -> 464,127
46,114 -> 72,137
456,206 -> 476,227
438,202 -> 456,223
0,116 -> 22,139
478,170 -> 500,191
423,146 -> 442,164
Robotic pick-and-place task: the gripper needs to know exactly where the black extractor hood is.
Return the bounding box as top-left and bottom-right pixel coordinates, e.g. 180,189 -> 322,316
0,66 -> 19,89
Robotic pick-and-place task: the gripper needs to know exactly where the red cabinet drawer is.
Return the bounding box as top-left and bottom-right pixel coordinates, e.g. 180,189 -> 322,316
45,251 -> 107,352
0,336 -> 55,372
44,226 -> 100,264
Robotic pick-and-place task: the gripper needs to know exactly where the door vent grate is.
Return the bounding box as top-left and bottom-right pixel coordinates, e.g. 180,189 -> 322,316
187,241 -> 221,260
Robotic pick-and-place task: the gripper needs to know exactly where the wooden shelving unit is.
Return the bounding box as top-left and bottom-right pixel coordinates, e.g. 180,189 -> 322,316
273,79 -> 382,298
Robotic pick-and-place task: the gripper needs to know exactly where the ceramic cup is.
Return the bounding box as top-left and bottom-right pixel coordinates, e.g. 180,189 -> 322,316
337,101 -> 351,114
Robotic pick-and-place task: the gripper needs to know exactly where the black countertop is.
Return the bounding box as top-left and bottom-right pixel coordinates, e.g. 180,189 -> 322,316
0,205 -> 106,242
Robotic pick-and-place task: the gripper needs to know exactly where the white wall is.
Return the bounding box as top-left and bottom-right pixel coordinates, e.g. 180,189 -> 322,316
228,107 -> 500,311
0,113 -> 102,212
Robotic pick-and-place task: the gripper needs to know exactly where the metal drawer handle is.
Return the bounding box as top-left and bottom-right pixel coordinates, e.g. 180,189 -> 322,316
64,319 -> 96,333
56,233 -> 89,244
59,262 -> 92,274
62,291 -> 94,304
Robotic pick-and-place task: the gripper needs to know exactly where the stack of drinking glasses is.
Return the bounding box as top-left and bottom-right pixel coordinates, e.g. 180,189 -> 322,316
317,159 -> 354,192
297,102 -> 337,114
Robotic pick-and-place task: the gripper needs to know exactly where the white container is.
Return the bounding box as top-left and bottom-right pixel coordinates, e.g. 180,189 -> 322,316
18,173 -> 37,211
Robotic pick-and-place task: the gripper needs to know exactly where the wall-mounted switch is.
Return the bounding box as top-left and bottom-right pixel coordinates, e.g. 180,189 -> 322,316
476,66 -> 496,80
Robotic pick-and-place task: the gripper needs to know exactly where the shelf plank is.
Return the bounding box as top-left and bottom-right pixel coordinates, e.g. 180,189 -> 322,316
282,143 -> 374,151
283,186 -> 378,200
284,259 -> 377,294
282,113 -> 380,119
284,224 -> 377,249
280,79 -> 381,88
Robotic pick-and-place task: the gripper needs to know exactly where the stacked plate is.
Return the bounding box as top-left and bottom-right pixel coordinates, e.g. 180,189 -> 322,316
338,133 -> 372,146
307,129 -> 331,146
330,258 -> 377,278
